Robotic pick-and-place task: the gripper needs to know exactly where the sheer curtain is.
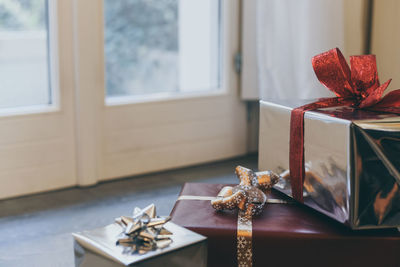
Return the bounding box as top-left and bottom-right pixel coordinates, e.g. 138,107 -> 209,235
241,0 -> 367,100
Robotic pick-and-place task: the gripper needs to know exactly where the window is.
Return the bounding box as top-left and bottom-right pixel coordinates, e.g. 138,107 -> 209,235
104,0 -> 221,99
0,0 -> 245,198
0,0 -> 55,110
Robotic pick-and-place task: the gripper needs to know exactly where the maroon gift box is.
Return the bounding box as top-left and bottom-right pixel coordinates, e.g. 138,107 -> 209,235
170,183 -> 400,267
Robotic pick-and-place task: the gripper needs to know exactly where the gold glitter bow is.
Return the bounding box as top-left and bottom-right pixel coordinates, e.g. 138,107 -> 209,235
211,166 -> 280,267
211,166 -> 279,216
115,204 -> 173,254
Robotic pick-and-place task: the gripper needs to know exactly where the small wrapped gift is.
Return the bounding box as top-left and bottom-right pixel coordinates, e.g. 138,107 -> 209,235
171,183 -> 400,267
259,48 -> 400,229
73,204 -> 207,266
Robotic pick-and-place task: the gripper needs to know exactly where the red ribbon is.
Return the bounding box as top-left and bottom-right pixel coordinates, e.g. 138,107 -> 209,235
290,48 -> 400,202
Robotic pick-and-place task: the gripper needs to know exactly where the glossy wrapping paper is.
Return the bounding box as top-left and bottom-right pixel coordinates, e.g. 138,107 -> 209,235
259,99 -> 400,229
288,48 -> 400,205
73,221 -> 207,266
170,183 -> 400,267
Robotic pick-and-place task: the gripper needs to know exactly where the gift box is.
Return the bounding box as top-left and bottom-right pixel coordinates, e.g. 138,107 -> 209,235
259,99 -> 400,229
73,213 -> 207,266
170,183 -> 400,267
259,48 -> 400,229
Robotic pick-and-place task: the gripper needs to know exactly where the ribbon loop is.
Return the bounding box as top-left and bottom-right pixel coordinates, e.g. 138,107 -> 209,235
349,55 -> 379,96
312,48 -> 354,98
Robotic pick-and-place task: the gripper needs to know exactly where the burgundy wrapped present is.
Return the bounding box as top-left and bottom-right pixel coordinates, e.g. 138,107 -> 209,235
170,183 -> 400,267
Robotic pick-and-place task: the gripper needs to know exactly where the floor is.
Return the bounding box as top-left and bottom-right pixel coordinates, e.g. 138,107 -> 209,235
0,155 -> 257,267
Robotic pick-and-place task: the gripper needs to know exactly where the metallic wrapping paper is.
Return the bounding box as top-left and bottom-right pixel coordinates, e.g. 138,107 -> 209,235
259,100 -> 400,229
73,222 -> 207,266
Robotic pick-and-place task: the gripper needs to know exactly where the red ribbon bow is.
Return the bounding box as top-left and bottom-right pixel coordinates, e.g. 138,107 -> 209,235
290,48 -> 400,202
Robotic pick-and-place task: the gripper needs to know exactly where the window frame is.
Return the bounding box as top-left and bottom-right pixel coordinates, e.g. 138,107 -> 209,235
103,0 -> 230,107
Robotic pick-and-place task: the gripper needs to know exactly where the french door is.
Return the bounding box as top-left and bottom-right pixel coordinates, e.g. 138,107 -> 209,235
0,0 -> 246,198
0,0 -> 76,198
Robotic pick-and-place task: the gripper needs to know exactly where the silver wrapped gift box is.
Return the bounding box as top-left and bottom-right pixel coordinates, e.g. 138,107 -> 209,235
73,222 -> 207,266
259,99 -> 400,229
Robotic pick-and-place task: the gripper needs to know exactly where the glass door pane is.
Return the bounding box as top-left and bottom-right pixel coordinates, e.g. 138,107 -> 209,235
104,0 -> 221,98
0,0 -> 52,109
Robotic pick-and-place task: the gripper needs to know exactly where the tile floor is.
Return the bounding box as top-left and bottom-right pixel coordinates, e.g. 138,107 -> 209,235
0,155 -> 257,267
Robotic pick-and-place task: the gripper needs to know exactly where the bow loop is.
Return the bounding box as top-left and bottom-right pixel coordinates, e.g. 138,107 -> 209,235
312,48 -> 354,98
350,55 -> 380,96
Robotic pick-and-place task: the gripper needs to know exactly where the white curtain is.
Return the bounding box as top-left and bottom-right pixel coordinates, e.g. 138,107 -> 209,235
241,0 -> 365,100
